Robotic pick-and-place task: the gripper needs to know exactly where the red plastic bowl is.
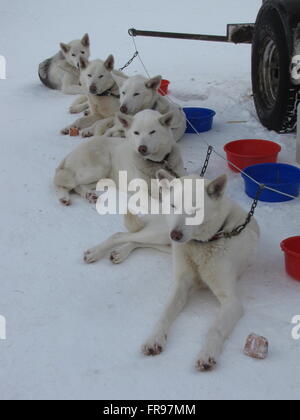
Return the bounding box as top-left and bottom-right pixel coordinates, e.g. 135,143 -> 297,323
159,79 -> 170,96
281,236 -> 300,282
224,139 -> 281,172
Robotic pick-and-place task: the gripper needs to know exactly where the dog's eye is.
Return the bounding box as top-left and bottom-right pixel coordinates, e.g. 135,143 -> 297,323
134,131 -> 140,135
149,130 -> 156,135
122,91 -> 126,95
133,93 -> 140,97
87,74 -> 92,78
99,75 -> 103,79
72,53 -> 76,57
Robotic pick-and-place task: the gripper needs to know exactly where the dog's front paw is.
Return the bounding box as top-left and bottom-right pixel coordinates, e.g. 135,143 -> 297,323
84,247 -> 103,264
196,353 -> 217,372
59,197 -> 71,206
61,127 -> 70,135
110,246 -> 131,265
86,192 -> 98,204
69,106 -> 78,114
142,333 -> 167,357
81,129 -> 93,138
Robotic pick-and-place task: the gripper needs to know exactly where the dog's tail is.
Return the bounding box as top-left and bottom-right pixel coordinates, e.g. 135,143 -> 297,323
54,160 -> 77,191
38,58 -> 56,89
124,212 -> 145,233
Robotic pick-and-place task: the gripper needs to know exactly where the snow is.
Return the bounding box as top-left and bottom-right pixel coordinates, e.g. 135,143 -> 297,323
0,0 -> 300,401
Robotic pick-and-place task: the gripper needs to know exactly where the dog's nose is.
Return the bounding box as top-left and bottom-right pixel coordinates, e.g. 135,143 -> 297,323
138,145 -> 148,156
170,230 -> 183,242
120,105 -> 128,114
89,84 -> 97,94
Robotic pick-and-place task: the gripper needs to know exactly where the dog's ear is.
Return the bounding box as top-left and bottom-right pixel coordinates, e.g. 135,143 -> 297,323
111,73 -> 125,88
207,174 -> 227,200
145,75 -> 162,90
159,112 -> 174,128
118,113 -> 133,129
79,56 -> 89,70
156,169 -> 176,190
81,33 -> 90,47
60,43 -> 70,54
104,55 -> 114,71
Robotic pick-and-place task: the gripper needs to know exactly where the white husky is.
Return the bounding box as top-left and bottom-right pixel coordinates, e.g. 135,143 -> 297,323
38,34 -> 90,94
54,109 -> 184,206
84,171 -> 259,371
61,55 -> 127,136
102,74 -> 187,142
78,74 -> 186,141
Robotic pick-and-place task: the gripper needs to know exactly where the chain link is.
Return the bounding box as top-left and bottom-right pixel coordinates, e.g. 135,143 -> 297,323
119,51 -> 139,71
200,146 -> 213,177
223,184 -> 265,239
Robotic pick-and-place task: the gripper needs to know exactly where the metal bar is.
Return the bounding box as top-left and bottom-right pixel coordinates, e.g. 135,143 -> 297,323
128,28 -> 229,43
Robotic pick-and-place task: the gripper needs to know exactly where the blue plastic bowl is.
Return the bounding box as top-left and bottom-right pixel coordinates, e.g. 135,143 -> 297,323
183,108 -> 216,133
242,163 -> 300,202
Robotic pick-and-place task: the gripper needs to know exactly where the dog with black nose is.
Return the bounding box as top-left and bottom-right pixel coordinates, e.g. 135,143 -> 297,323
142,170 -> 260,371
54,109 -> 184,206
83,169 -> 259,372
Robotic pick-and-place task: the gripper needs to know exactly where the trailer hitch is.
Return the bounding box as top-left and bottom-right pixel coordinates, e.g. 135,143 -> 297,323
129,24 -> 254,44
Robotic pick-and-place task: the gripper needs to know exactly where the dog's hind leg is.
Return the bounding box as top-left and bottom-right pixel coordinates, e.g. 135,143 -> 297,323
142,245 -> 196,356
196,268 -> 244,372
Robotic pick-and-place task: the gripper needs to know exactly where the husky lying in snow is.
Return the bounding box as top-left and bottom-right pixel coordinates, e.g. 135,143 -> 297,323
83,74 -> 186,142
84,171 -> 259,371
61,55 -> 127,136
38,34 -> 90,94
54,109 -> 184,206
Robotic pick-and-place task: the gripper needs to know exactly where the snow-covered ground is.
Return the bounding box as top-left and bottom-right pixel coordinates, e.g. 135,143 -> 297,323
0,0 -> 300,400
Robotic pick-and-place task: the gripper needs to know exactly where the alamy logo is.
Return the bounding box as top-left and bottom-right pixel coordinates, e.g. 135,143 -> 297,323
291,315 -> 300,340
96,173 -> 205,226
0,315 -> 6,340
0,55 -> 6,80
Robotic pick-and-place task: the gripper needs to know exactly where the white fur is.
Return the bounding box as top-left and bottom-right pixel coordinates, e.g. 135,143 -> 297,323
102,74 -> 186,142
38,34 -> 90,94
85,172 -> 259,371
54,109 -> 184,206
61,55 -> 127,135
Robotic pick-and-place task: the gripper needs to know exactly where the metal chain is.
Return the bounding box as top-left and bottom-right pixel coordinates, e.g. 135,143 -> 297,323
119,51 -> 139,71
200,146 -> 213,177
223,184 -> 265,239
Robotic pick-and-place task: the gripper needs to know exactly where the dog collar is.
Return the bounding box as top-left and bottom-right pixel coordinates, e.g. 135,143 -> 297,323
145,153 -> 180,179
152,101 -> 158,110
97,83 -> 120,99
194,223 -> 227,244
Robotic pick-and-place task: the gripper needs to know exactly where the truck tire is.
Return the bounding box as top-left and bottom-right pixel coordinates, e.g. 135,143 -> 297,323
252,3 -> 300,133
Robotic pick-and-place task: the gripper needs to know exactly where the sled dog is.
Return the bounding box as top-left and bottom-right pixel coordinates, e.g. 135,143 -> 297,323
38,34 -> 90,94
95,74 -> 187,141
54,109 -> 184,205
84,171 -> 259,371
61,55 -> 127,136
